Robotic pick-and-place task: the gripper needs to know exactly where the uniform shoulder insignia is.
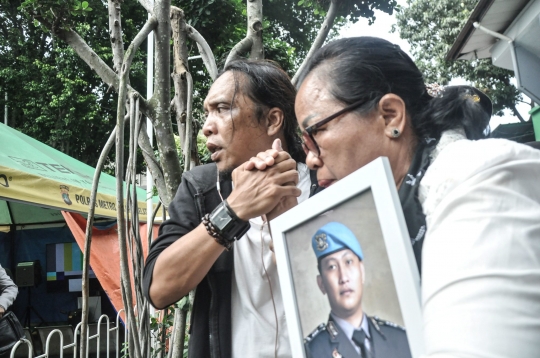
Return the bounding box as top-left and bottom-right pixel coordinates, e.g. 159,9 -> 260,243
304,323 -> 326,343
373,316 -> 406,331
327,320 -> 339,339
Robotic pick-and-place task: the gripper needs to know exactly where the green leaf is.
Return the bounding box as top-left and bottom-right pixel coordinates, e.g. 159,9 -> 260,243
394,0 -> 520,115
81,1 -> 88,9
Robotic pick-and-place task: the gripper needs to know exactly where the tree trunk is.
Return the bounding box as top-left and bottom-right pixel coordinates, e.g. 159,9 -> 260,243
170,7 -> 190,164
151,0 -> 182,208
108,0 -> 124,74
225,0 -> 264,66
170,308 -> 188,358
247,0 -> 264,60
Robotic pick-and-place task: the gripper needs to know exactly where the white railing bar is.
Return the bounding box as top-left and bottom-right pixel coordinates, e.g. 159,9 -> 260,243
116,309 -> 126,358
9,338 -> 33,358
10,312 -> 126,358
86,314 -> 109,358
35,329 -> 64,358
106,318 -> 119,358
72,322 -> 83,358
116,309 -> 122,358
95,314 -> 111,358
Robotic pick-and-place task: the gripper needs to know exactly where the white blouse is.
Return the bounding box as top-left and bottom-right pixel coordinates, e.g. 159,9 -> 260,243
419,130 -> 540,357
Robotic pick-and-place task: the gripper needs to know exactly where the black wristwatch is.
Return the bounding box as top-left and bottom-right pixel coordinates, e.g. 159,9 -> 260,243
209,200 -> 250,243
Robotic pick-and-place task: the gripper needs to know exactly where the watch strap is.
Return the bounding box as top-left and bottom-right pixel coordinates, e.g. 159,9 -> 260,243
203,214 -> 234,251
205,201 -> 250,249
220,200 -> 250,240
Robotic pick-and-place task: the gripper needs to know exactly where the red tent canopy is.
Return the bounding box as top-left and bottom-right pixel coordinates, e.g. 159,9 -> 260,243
62,212 -> 158,320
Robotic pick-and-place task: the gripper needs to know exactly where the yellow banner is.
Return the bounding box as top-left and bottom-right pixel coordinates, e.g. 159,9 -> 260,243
0,166 -> 156,222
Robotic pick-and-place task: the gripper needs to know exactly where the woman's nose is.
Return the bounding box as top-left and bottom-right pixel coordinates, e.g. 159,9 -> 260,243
306,150 -> 323,170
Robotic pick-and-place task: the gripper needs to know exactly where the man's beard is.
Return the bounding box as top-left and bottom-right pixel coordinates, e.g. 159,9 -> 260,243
218,168 -> 233,182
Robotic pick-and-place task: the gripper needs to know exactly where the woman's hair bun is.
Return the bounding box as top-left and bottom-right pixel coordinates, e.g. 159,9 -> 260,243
419,85 -> 492,140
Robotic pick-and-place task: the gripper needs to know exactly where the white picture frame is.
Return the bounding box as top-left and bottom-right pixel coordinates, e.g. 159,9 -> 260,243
272,157 -> 424,358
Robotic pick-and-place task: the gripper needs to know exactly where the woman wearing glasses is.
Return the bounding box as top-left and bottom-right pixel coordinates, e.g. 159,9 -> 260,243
248,37 -> 540,357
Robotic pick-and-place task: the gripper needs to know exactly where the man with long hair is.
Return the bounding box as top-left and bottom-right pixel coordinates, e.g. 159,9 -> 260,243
143,60 -> 317,358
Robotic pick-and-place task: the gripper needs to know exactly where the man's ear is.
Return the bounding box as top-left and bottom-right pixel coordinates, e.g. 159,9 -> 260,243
266,107 -> 285,137
360,262 -> 365,284
316,275 -> 327,295
378,94 -> 407,139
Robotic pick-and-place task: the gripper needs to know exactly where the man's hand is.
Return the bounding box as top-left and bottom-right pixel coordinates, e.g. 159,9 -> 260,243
0,306 -> 5,318
244,139 -> 299,221
227,141 -> 300,221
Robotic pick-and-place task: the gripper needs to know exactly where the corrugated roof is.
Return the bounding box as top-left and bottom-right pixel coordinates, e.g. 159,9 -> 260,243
491,121 -> 535,143
447,0 -> 530,61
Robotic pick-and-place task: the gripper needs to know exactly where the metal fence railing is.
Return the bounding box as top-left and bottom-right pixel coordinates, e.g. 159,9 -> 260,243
9,310 -> 126,358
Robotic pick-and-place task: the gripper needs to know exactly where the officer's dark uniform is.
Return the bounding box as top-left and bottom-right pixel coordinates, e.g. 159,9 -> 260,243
305,315 -> 412,358
307,222 -> 412,358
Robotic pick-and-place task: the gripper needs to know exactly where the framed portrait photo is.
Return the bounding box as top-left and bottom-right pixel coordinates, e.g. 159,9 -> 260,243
272,157 -> 424,358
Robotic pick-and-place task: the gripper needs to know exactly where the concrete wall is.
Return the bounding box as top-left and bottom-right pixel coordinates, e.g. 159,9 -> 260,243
285,189 -> 403,337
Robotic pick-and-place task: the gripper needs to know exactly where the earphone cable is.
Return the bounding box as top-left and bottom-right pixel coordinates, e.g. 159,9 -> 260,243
261,218 -> 279,358
217,166 -> 279,357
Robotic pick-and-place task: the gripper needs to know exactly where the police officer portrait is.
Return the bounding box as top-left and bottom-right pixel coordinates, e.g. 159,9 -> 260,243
279,190 -> 415,358
305,222 -> 411,358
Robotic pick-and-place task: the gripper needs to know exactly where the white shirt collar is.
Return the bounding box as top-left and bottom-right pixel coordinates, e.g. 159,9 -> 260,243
331,312 -> 371,353
331,312 -> 370,338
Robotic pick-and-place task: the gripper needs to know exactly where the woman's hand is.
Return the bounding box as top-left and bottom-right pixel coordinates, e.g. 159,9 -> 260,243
244,138 -> 289,171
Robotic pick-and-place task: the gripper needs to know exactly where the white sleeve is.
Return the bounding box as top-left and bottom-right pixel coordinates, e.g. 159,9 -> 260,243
419,139 -> 540,358
0,264 -> 18,310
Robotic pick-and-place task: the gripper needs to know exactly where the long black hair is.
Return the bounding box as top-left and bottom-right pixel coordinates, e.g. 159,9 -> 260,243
219,59 -> 306,163
297,37 -> 492,141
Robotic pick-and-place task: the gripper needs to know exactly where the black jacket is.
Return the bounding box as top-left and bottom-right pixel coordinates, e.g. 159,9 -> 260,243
143,163 -> 321,358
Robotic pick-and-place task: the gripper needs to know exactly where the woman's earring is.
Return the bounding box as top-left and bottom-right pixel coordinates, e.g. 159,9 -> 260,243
391,128 -> 400,138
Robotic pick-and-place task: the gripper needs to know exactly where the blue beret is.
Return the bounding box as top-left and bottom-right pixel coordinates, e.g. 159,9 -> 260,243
312,222 -> 363,261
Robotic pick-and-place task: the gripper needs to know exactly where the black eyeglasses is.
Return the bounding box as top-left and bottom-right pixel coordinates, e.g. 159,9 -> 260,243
302,99 -> 367,157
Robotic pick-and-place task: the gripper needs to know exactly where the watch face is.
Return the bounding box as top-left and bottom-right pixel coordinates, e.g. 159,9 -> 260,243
211,205 -> 233,231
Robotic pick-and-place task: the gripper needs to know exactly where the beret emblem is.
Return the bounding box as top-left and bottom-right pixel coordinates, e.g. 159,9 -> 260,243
315,233 -> 328,251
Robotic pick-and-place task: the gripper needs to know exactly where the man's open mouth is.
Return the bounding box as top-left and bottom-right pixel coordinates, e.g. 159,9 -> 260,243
206,142 -> 223,161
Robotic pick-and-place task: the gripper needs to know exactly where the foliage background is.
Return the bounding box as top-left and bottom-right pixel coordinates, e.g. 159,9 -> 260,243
2,0 -> 396,170
394,0 -> 530,121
